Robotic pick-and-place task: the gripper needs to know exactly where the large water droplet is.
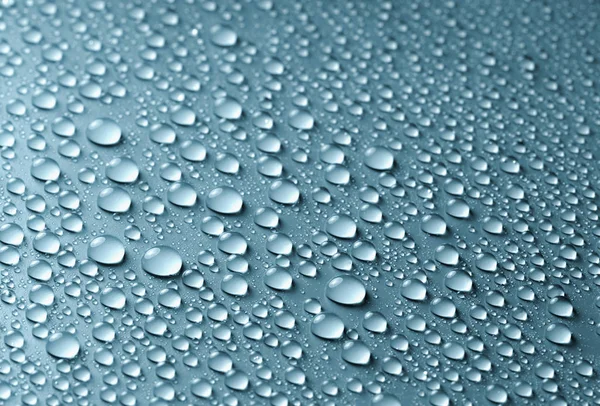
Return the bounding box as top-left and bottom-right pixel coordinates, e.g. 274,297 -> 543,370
206,187 -> 243,214
88,235 -> 125,265
142,246 -> 183,277
46,332 -> 80,359
86,118 -> 122,146
326,276 -> 366,305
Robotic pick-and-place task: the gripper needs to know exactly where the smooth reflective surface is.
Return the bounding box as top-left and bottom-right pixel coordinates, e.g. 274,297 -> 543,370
0,0 -> 598,405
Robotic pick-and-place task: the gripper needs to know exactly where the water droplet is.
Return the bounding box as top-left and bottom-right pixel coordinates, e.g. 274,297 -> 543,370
311,313 -> 345,340
206,187 -> 243,214
46,332 -> 80,360
326,276 -> 366,305
88,235 -> 125,265
86,118 -> 122,146
210,25 -> 238,47
142,246 -> 183,277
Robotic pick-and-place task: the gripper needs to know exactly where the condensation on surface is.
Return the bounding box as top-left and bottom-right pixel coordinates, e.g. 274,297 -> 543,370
0,0 -> 598,405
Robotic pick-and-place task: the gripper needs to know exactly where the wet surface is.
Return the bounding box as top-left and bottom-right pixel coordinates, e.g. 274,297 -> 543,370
0,0 -> 598,405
